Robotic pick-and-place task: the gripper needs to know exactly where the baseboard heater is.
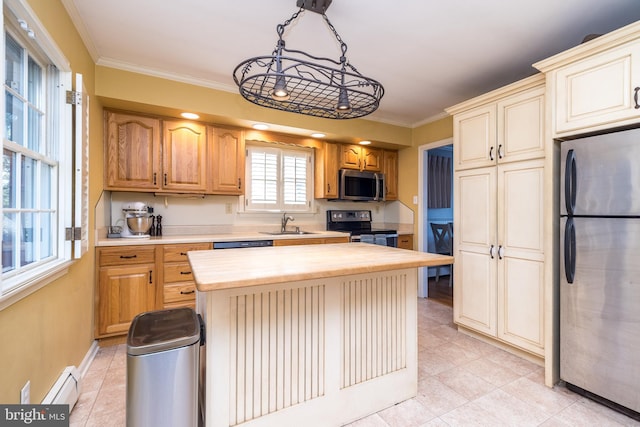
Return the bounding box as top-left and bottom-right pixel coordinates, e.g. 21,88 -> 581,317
41,366 -> 81,411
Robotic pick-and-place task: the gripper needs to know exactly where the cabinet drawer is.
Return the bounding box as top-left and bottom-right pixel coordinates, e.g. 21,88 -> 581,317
163,243 -> 211,262
164,262 -> 195,282
164,282 -> 196,303
164,300 -> 196,310
98,246 -> 155,266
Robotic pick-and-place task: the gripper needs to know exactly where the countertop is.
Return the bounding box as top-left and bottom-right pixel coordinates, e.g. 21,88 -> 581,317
188,242 -> 454,291
95,230 -> 350,246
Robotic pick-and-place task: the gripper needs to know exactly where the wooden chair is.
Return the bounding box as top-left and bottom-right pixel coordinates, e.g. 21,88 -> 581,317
430,222 -> 453,287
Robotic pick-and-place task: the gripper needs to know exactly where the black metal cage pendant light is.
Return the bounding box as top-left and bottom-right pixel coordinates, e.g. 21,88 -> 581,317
233,0 -> 384,120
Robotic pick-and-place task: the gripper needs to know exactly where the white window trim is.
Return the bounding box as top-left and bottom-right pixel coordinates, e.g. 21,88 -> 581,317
1,0 -> 76,309
243,142 -> 314,213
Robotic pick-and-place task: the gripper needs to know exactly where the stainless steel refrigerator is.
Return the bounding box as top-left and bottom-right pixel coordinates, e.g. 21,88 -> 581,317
560,127 -> 640,418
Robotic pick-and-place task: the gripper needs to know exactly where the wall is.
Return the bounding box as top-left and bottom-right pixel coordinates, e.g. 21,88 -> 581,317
95,67 -> 414,148
397,116 -> 454,243
0,0 -> 101,403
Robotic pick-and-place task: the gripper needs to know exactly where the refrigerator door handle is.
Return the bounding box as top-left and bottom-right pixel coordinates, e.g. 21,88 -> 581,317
565,149 -> 577,215
564,217 -> 576,284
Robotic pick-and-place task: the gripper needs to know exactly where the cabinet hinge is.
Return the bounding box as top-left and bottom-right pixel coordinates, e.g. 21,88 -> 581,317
66,90 -> 81,105
65,227 -> 82,241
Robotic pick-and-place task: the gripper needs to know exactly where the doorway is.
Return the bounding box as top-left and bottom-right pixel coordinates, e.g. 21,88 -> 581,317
417,138 -> 453,306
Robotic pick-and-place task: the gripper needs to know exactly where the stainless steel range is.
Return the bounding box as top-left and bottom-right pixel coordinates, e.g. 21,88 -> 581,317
326,210 -> 398,247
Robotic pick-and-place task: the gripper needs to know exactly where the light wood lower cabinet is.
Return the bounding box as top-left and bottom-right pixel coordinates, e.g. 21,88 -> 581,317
96,246 -> 157,338
273,236 -> 349,246
162,243 -> 212,309
397,234 -> 413,250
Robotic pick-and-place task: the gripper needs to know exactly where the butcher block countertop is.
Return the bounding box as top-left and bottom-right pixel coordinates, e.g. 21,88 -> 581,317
188,242 -> 454,291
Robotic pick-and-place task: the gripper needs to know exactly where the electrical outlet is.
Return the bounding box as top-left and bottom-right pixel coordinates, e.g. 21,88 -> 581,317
225,203 -> 232,214
20,381 -> 30,404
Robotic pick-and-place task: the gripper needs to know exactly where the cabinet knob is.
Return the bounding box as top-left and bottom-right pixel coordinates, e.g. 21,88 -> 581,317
489,146 -> 494,161
120,254 -> 137,259
180,271 -> 192,275
180,290 -> 195,295
634,87 -> 640,109
149,270 -> 153,284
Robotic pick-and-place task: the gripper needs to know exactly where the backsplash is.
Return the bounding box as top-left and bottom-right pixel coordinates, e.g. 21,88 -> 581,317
96,191 -> 414,236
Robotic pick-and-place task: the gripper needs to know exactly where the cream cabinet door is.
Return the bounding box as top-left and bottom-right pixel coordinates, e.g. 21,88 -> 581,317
554,41 -> 640,135
453,105 -> 497,171
497,87 -> 545,163
497,160 -> 545,355
453,167 -> 497,335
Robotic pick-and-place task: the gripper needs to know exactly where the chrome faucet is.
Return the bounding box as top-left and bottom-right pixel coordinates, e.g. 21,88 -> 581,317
281,212 -> 295,232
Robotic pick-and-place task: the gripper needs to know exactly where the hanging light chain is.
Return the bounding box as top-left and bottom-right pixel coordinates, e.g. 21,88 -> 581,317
321,13 -> 348,63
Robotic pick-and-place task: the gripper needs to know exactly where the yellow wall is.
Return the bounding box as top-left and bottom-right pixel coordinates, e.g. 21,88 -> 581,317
397,116 -> 454,241
0,0 -> 101,403
95,66 -> 413,148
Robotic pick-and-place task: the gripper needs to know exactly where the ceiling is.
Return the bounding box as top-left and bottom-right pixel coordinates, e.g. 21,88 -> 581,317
62,0 -> 640,128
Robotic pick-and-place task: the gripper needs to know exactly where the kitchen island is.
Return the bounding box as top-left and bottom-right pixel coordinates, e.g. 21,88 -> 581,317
188,243 -> 453,427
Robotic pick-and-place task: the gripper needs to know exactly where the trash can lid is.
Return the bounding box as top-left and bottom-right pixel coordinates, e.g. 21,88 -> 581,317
127,308 -> 201,356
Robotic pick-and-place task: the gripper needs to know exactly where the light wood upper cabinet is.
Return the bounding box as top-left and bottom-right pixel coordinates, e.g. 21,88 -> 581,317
209,127 -> 245,195
162,120 -> 208,192
314,142 -> 339,199
451,79 -> 545,171
340,145 -> 382,171
534,28 -> 640,137
105,111 -> 212,193
104,111 -> 161,191
383,150 -> 398,200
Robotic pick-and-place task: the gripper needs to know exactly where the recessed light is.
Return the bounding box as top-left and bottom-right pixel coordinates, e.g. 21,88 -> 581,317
359,140 -> 371,145
181,112 -> 199,120
252,124 -> 270,130
311,133 -> 326,138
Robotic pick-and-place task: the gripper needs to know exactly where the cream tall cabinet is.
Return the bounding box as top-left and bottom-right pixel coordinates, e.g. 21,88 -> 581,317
447,74 -> 546,358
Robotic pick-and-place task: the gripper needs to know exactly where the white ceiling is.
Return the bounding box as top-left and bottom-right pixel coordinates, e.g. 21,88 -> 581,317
63,0 -> 640,128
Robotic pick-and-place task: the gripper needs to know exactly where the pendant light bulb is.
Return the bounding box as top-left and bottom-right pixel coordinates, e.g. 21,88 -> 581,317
336,86 -> 351,111
271,74 -> 290,101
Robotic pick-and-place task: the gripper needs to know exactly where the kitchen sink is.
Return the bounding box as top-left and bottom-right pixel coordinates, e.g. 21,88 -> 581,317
260,230 -> 315,235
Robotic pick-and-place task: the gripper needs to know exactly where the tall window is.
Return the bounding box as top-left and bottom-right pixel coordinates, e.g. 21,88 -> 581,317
2,5 -> 73,300
245,144 -> 313,212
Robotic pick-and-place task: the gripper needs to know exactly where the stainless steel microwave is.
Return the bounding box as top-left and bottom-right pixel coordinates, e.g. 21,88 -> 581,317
339,169 -> 385,201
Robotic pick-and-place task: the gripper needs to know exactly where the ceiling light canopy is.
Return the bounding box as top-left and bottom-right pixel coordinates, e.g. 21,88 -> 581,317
233,0 -> 384,120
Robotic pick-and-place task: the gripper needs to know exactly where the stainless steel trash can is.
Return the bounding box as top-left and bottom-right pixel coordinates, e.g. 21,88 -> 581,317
126,307 -> 203,427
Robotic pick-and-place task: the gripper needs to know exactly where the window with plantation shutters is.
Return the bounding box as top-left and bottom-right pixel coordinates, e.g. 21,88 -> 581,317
245,144 -> 313,212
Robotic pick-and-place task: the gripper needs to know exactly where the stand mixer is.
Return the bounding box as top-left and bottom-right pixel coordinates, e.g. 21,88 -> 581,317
121,202 -> 153,238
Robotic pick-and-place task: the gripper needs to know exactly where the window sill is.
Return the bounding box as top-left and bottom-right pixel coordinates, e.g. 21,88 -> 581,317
0,260 -> 75,311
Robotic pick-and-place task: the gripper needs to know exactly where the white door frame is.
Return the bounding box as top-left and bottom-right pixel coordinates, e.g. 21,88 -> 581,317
417,137 -> 453,298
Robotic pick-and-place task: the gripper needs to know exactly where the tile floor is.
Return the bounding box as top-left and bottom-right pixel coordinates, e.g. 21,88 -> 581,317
69,298 -> 640,426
